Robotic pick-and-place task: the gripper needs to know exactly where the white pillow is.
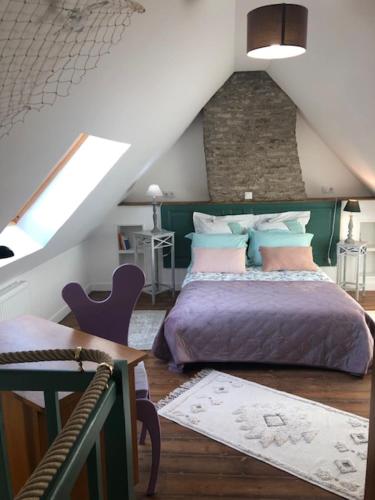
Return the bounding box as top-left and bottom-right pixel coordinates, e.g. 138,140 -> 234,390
255,221 -> 289,231
193,211 -> 310,233
193,212 -> 256,234
254,211 -> 310,231
196,219 -> 232,234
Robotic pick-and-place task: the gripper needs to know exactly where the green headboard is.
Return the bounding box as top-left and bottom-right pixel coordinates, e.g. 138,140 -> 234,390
161,200 -> 341,268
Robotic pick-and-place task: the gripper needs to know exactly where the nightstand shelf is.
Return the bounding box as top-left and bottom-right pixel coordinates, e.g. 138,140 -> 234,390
336,241 -> 367,301
117,224 -> 143,265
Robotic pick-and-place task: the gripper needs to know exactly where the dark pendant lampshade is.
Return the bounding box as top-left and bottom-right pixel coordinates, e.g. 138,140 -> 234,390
247,3 -> 308,59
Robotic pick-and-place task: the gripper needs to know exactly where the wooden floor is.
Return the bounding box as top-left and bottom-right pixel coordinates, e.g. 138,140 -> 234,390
61,290 -> 374,499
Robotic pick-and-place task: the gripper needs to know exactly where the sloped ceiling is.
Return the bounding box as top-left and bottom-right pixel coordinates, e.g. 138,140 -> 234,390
236,0 -> 375,192
0,0 -> 236,281
1,0 -> 374,282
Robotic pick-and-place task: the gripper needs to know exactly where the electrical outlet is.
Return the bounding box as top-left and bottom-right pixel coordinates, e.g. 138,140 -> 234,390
163,191 -> 175,199
244,192 -> 253,200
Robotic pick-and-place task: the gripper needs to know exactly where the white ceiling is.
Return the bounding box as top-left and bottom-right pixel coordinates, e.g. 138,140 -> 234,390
1,0 -> 374,282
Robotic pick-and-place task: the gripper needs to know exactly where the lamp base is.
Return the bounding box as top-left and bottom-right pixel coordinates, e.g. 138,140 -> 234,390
344,237 -> 355,244
150,200 -> 161,234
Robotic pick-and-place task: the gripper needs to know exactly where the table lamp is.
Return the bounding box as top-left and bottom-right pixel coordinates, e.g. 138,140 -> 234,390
344,199 -> 360,244
146,184 -> 163,233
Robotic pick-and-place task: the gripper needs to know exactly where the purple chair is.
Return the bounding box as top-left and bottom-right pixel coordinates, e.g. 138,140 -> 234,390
62,264 -> 160,496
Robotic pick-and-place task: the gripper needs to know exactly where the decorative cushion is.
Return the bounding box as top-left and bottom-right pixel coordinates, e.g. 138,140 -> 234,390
185,232 -> 249,248
248,230 -> 314,266
191,247 -> 246,273
260,246 -> 318,272
227,222 -> 245,234
284,219 -> 305,233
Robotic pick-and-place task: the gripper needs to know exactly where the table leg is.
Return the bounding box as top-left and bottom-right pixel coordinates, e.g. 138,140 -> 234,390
356,254 -> 360,301
336,252 -> 341,285
363,252 -> 367,295
171,236 -> 175,298
151,240 -> 156,306
128,367 -> 139,484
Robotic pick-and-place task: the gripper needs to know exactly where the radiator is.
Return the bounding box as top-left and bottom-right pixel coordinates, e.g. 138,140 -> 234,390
0,281 -> 31,321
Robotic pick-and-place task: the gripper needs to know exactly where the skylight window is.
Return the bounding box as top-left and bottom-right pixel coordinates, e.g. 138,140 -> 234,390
0,134 -> 130,267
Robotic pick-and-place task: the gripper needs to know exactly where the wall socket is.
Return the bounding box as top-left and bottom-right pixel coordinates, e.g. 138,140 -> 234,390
321,186 -> 334,195
244,192 -> 253,200
163,191 -> 175,199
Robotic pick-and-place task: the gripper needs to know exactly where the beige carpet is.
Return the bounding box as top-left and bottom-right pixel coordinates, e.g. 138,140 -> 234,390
158,370 -> 368,500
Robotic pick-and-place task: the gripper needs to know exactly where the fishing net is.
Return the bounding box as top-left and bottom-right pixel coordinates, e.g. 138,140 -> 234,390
0,0 -> 145,139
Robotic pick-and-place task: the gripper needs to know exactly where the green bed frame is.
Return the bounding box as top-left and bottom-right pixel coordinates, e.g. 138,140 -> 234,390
161,200 -> 341,268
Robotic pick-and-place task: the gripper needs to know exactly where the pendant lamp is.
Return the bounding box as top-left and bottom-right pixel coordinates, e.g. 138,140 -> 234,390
247,3 -> 308,60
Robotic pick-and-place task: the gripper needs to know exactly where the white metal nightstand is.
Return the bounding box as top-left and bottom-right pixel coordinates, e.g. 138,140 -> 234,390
336,241 -> 367,301
134,230 -> 175,305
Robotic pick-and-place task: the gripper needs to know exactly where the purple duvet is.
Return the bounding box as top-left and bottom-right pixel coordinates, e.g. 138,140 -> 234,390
152,280 -> 374,375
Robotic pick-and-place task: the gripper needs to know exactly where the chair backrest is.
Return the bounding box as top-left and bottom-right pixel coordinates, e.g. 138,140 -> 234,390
62,264 -> 145,345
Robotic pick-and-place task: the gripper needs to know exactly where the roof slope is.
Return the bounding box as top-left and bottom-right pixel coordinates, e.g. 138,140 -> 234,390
0,0 -> 235,281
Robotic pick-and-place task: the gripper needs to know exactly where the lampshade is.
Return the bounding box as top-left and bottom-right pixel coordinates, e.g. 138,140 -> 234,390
146,184 -> 163,198
247,4 -> 308,60
344,199 -> 361,213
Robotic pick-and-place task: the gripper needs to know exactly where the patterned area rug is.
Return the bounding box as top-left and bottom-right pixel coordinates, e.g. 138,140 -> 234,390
158,370 -> 368,500
128,310 -> 166,350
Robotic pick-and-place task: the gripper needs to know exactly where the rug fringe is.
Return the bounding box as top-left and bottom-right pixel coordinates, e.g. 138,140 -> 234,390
156,369 -> 212,409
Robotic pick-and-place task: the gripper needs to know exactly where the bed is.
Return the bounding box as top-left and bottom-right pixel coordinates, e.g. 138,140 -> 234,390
152,267 -> 374,375
152,201 -> 374,375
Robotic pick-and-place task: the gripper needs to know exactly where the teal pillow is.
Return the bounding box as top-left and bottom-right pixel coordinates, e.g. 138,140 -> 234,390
284,219 -> 305,233
248,230 -> 314,266
228,222 -> 244,235
185,232 -> 249,248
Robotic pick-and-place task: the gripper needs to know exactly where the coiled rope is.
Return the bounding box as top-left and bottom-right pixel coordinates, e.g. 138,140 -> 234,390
0,348 -> 114,500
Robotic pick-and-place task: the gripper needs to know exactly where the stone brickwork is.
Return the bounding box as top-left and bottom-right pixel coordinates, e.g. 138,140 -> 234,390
203,72 -> 306,201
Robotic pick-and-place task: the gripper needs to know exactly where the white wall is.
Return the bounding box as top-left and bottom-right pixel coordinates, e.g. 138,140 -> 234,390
126,114 -> 209,202
126,110 -> 369,202
0,242 -> 90,322
85,206 -> 187,290
297,114 -> 370,198
267,0 -> 375,192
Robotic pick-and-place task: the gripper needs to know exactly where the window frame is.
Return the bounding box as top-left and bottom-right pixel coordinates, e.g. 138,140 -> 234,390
12,133 -> 88,224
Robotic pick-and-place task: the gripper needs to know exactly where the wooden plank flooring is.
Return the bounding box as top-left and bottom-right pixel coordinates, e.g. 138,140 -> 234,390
61,290 -> 374,499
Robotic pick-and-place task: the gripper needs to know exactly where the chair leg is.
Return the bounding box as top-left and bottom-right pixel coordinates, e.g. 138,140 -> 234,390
139,391 -> 149,445
136,398 -> 161,496
140,422 -> 147,445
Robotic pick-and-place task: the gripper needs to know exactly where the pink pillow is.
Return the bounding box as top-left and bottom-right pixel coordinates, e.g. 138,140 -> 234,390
260,246 -> 318,272
191,247 -> 246,273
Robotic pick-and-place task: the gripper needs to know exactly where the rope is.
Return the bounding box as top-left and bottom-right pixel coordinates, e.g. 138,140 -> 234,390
0,347 -> 114,500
